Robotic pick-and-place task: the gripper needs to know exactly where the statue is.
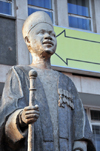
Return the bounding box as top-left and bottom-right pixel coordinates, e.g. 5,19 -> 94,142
0,11 -> 96,151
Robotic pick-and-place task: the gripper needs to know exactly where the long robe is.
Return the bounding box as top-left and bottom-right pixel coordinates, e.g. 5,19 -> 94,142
0,65 -> 96,151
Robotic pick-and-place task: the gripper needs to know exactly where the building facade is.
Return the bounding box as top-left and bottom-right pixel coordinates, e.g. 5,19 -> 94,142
0,0 -> 100,150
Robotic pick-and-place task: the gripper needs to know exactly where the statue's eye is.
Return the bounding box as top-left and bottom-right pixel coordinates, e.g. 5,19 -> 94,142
49,31 -> 56,37
38,30 -> 45,34
51,33 -> 56,37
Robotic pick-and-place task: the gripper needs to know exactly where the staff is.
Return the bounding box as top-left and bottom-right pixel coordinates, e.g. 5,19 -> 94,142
28,69 -> 37,151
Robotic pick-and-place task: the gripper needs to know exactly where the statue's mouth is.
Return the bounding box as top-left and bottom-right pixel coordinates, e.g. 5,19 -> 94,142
43,41 -> 54,47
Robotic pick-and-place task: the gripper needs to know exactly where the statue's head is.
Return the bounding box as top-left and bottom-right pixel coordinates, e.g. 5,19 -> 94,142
22,11 -> 57,58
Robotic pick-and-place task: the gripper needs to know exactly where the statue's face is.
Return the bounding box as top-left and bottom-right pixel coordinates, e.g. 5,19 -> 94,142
28,23 -> 57,57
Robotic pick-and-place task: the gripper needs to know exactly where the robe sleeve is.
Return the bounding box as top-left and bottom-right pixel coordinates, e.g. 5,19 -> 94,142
0,66 -> 24,122
0,66 -> 27,150
5,109 -> 27,143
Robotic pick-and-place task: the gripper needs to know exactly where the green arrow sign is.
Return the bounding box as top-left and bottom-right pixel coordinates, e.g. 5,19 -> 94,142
51,26 -> 100,72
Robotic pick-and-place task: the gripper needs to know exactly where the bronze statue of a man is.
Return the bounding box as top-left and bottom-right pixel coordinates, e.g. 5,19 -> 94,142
0,11 -> 96,151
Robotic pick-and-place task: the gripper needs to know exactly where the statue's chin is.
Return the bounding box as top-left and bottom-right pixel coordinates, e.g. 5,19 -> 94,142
39,49 -> 55,59
45,48 -> 56,55
30,48 -> 56,59
45,50 -> 53,55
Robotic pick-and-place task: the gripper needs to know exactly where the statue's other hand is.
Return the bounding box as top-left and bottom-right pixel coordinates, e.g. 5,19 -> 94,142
20,105 -> 39,126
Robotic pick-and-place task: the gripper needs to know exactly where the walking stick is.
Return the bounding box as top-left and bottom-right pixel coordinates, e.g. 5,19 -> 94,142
28,69 -> 37,151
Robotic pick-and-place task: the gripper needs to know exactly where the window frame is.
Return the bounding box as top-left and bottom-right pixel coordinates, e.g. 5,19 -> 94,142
84,106 -> 100,131
27,0 -> 55,24
0,0 -> 15,17
85,106 -> 100,151
67,0 -> 93,32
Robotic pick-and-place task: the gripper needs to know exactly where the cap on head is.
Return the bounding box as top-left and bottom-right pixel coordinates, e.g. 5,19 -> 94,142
22,11 -> 53,39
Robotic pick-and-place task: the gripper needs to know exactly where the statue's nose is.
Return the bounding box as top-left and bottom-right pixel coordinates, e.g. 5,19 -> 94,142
44,33 -> 52,40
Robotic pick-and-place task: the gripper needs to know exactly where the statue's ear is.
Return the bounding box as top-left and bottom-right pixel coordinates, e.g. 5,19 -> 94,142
25,36 -> 30,46
25,36 -> 32,52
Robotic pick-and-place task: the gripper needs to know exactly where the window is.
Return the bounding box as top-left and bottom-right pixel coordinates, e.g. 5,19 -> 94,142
91,110 -> 100,151
85,107 -> 100,151
91,110 -> 100,121
92,125 -> 100,150
28,0 -> 54,22
68,0 -> 92,31
0,0 -> 14,16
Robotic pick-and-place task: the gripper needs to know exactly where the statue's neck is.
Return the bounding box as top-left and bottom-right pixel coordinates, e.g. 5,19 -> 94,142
30,53 -> 51,69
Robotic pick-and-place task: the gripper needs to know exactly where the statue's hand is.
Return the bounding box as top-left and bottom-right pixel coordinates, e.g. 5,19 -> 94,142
73,141 -> 87,151
20,105 -> 39,127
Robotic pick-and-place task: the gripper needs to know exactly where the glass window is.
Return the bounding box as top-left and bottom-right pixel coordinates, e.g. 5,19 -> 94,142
91,110 -> 100,121
85,108 -> 100,151
0,0 -> 13,16
92,125 -> 100,151
28,0 -> 53,21
28,0 -> 52,9
28,8 -> 53,20
69,16 -> 91,30
68,0 -> 90,17
68,0 -> 91,31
